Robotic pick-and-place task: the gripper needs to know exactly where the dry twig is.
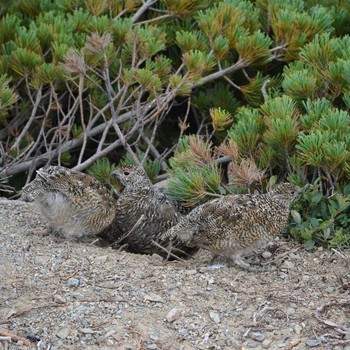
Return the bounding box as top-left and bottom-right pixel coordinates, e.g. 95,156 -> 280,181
61,269 -> 80,281
281,338 -> 301,350
315,301 -> 350,335
0,332 -> 35,348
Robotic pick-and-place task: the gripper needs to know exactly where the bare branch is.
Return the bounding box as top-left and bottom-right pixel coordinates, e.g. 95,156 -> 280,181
132,0 -> 158,24
11,86 -> 43,151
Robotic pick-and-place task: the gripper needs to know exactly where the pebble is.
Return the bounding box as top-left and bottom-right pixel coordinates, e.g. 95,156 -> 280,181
305,339 -> 321,347
93,255 -> 108,264
144,293 -> 164,303
56,327 -> 70,339
294,323 -> 303,335
281,260 -> 295,269
146,344 -> 158,350
67,278 -> 80,287
148,332 -> 160,341
166,308 -> 180,322
244,339 -> 259,348
75,305 -> 87,314
35,255 -> 50,265
262,251 -> 272,259
250,332 -> 265,342
79,328 -> 97,334
54,294 -> 67,304
209,311 -> 220,324
262,339 -> 272,348
179,328 -> 189,337
287,307 -> 296,315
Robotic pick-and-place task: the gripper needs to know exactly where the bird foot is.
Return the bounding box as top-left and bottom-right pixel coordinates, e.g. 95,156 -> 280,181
232,257 -> 266,272
31,228 -> 49,236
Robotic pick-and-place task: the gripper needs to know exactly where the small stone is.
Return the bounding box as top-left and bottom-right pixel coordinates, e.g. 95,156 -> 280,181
262,339 -> 272,348
294,324 -> 302,335
54,295 -> 67,304
209,311 -> 220,324
144,293 -> 164,303
75,305 -> 87,314
281,260 -> 295,269
250,332 -> 265,342
244,339 -> 258,348
67,278 -> 80,287
207,263 -> 225,269
79,328 -> 97,334
93,255 -> 108,264
146,344 -> 157,350
305,339 -> 321,347
106,339 -> 114,346
287,307 -> 296,315
262,251 -> 272,259
56,327 -> 70,339
166,307 -> 180,322
148,332 -> 159,341
179,328 -> 189,337
35,255 -> 50,265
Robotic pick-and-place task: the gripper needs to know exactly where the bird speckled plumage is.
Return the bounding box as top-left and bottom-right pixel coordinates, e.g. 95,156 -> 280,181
21,165 -> 117,241
161,183 -> 300,270
107,165 -> 196,257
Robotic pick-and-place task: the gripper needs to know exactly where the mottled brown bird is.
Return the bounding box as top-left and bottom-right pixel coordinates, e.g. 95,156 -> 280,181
109,165 -> 196,257
162,183 -> 300,270
21,165 -> 117,242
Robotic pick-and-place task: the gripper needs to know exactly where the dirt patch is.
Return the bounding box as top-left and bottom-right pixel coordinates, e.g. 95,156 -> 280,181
0,200 -> 349,350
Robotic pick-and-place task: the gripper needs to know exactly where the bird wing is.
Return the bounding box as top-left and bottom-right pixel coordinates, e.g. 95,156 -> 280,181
172,194 -> 262,246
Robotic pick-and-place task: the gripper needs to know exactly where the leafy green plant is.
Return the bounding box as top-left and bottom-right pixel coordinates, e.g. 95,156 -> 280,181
287,182 -> 350,249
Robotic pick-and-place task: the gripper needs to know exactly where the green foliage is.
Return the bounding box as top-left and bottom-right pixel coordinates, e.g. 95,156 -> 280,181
287,183 -> 350,249
210,107 -> 232,131
0,74 -> 17,123
169,135 -> 214,169
87,157 -> 119,189
193,83 -> 240,116
227,107 -> 264,156
167,164 -> 224,207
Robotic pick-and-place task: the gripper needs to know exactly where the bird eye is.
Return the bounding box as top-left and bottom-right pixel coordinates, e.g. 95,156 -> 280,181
124,171 -> 130,176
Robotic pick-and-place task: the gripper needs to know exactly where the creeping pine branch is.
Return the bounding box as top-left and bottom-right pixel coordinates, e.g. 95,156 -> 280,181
10,86 -> 43,151
131,0 -> 158,24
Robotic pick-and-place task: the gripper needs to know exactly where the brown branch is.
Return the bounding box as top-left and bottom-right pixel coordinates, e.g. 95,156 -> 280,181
193,58 -> 249,88
315,301 -> 350,334
132,0 -> 158,24
136,13 -> 175,25
11,86 -> 43,151
151,240 -> 186,262
281,339 -> 301,350
73,139 -> 123,171
61,269 -> 80,281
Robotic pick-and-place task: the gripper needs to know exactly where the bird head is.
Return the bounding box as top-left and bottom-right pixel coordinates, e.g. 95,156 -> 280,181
111,165 -> 152,190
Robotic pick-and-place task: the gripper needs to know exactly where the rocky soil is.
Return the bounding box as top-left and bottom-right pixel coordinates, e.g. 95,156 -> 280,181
0,199 -> 350,350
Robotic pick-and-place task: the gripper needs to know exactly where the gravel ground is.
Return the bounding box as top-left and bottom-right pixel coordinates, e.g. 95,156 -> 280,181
0,199 -> 350,350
